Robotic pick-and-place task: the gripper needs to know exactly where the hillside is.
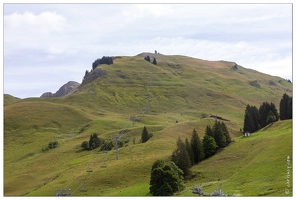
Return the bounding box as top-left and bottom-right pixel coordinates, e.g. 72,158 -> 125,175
4,94 -> 21,107
3,53 -> 292,196
184,119 -> 292,196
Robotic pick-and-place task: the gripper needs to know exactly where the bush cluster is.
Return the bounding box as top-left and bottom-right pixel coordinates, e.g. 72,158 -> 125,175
92,56 -> 113,70
42,141 -> 59,152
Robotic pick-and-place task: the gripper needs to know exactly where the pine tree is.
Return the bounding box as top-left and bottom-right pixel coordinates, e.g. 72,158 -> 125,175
185,138 -> 194,165
280,93 -> 292,120
153,58 -> 157,65
243,110 -> 254,133
145,56 -> 151,62
141,126 -> 150,143
288,97 -> 292,119
221,122 -> 231,145
171,137 -> 191,176
212,121 -> 227,148
243,104 -> 260,133
190,129 -> 204,164
205,125 -> 214,137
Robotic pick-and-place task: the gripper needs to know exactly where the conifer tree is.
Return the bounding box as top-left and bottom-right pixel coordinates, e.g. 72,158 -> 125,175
185,138 -> 194,165
221,122 -> 231,145
171,137 -> 191,176
153,58 -> 157,65
205,125 -> 214,137
212,121 -> 227,148
259,102 -> 279,128
141,126 -> 150,143
288,97 -> 292,119
145,56 -> 151,62
243,104 -> 260,133
280,93 -> 292,120
190,129 -> 204,164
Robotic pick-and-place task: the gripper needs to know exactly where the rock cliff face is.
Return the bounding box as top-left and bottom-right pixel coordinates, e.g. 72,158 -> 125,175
82,68 -> 106,84
40,81 -> 80,98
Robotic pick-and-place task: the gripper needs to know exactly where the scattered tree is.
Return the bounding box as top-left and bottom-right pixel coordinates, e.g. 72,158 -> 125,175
153,58 -> 157,65
141,126 -> 152,143
145,56 -> 151,62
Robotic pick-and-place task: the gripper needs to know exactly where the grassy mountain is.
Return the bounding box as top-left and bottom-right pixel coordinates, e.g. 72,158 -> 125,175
3,53 -> 292,196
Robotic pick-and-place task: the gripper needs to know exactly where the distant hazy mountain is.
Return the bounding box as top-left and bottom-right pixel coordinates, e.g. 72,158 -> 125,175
40,81 -> 80,98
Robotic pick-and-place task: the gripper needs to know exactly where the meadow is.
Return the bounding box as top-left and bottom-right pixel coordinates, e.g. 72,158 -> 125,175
4,53 -> 292,196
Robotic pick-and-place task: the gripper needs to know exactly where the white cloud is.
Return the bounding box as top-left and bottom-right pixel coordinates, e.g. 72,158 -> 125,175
4,11 -> 67,33
4,11 -> 68,57
122,4 -> 173,20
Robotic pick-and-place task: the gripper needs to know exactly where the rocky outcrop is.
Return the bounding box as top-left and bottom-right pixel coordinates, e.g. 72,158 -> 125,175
40,81 -> 80,98
40,92 -> 54,98
82,67 -> 106,84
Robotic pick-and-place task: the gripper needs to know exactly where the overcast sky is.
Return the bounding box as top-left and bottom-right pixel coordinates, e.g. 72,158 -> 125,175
3,3 -> 293,98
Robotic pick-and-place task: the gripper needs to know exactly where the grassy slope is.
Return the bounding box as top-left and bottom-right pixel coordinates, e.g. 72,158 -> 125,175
4,94 -> 21,106
3,53 -> 292,196
182,119 -> 292,196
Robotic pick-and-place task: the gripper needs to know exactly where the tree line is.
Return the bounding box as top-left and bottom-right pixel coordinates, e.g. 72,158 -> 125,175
243,93 -> 292,133
149,121 -> 232,196
171,121 -> 231,177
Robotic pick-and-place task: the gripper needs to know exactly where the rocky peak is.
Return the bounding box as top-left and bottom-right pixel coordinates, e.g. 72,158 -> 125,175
40,81 -> 80,98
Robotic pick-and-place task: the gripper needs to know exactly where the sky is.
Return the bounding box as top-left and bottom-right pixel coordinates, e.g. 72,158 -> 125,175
2,2 -> 293,98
